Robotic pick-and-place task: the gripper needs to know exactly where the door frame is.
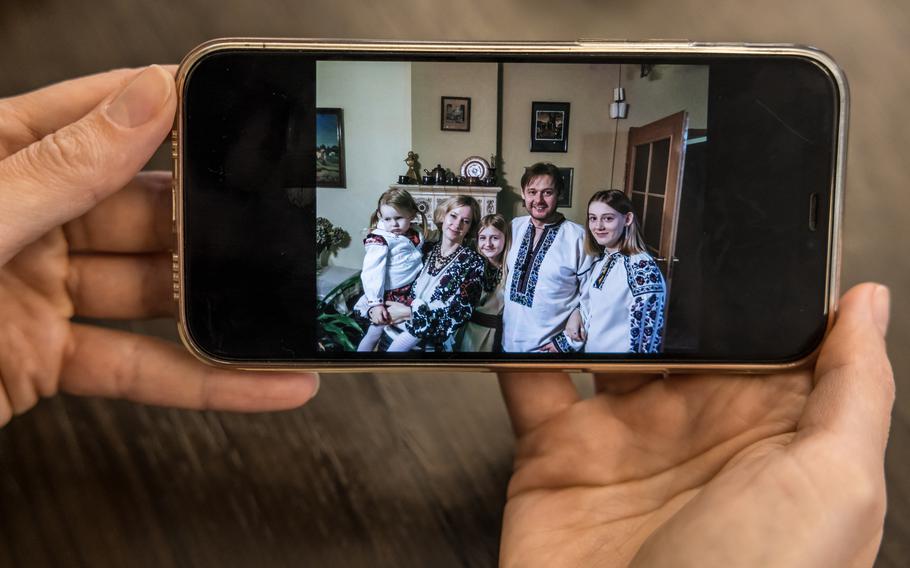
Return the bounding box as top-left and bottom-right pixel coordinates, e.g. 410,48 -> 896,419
623,110 -> 689,283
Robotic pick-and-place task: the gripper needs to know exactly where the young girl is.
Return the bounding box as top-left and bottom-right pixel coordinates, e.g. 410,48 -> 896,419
457,214 -> 510,352
354,188 -> 427,352
559,190 -> 666,353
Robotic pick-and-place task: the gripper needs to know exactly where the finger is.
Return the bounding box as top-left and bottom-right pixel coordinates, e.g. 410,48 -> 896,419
0,377 -> 13,426
0,69 -> 136,159
498,372 -> 580,436
0,66 -> 178,160
797,283 -> 894,456
0,65 -> 176,266
62,324 -> 320,412
64,171 -> 173,253
593,373 -> 660,395
67,253 -> 173,319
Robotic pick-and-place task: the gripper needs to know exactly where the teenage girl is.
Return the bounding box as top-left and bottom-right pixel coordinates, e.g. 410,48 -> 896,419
457,213 -> 510,352
562,190 -> 666,353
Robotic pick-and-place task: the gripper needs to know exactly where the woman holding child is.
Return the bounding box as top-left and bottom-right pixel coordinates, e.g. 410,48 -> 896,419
382,195 -> 486,352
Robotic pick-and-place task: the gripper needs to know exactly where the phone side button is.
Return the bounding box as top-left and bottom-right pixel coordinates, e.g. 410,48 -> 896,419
172,252 -> 180,302
171,182 -> 177,228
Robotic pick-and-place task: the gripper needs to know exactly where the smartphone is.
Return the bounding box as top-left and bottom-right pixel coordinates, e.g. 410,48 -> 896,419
173,39 -> 846,373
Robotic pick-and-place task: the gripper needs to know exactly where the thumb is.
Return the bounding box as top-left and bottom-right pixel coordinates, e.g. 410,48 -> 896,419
797,283 -> 894,456
0,65 -> 175,265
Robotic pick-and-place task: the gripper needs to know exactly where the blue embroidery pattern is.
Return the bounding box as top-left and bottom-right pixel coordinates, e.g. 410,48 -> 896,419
552,332 -> 574,353
629,293 -> 665,353
509,221 -> 561,308
625,256 -> 665,297
592,252 -> 623,290
626,255 -> 665,352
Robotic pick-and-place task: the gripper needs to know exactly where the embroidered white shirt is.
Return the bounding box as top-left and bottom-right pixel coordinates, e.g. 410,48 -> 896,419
356,227 -> 423,314
501,215 -> 592,352
563,251 -> 666,353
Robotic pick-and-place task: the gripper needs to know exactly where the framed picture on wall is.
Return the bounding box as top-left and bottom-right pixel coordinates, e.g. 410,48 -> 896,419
557,167 -> 574,207
316,108 -> 346,188
530,101 -> 570,152
441,96 -> 471,131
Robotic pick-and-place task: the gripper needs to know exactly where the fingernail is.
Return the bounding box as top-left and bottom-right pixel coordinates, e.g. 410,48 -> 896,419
306,373 -> 321,399
872,285 -> 890,337
105,65 -> 172,128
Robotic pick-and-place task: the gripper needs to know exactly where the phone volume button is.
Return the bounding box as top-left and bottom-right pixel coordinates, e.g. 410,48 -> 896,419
171,252 -> 180,302
170,181 -> 177,226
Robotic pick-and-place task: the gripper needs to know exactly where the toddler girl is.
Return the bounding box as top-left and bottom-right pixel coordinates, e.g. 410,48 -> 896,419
354,188 -> 427,351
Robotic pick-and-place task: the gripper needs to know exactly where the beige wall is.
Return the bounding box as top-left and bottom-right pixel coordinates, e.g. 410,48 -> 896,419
500,63 -> 708,225
613,64 -> 709,188
411,62 -> 498,175
318,61 -> 708,269
501,63 -> 620,224
316,61 -> 413,270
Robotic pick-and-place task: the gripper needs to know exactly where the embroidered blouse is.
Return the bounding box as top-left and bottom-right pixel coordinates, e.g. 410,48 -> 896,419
381,241 -> 484,350
557,251 -> 666,354
357,227 -> 423,311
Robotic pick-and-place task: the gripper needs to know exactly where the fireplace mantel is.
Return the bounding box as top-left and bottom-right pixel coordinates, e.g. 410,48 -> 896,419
389,184 -> 503,218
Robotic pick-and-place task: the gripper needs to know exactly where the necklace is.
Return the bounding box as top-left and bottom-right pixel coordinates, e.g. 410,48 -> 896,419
429,242 -> 460,273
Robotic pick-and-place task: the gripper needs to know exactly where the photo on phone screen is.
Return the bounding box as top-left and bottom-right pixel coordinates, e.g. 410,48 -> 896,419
179,45 -> 841,366
313,61 -> 708,356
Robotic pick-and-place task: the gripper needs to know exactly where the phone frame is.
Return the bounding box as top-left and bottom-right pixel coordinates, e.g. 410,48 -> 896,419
173,38 -> 848,374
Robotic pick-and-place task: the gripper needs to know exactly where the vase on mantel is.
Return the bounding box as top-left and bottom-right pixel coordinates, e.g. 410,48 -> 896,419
317,249 -> 331,272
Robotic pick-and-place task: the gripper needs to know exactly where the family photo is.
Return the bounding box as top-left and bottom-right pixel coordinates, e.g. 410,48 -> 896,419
320,162 -> 667,354
314,59 -> 708,354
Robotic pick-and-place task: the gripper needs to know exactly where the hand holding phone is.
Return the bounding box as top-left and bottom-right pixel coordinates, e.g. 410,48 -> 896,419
0,66 -> 318,426
499,283 -> 893,566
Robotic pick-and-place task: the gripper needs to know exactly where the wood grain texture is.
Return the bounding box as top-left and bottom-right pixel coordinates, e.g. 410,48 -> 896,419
0,1 -> 907,566
0,374 -> 513,567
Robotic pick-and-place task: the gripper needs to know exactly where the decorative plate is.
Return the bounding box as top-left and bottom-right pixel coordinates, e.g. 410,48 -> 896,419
460,156 -> 490,180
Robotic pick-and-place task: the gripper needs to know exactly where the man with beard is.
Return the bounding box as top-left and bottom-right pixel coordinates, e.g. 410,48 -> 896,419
502,162 -> 592,352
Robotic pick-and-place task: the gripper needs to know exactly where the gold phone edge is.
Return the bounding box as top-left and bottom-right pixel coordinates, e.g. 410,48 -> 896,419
173,38 -> 847,375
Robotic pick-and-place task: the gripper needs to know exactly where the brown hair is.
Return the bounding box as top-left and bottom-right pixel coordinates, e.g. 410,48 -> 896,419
520,162 -> 563,195
583,190 -> 648,257
369,187 -> 428,238
476,213 -> 511,266
434,195 -> 481,241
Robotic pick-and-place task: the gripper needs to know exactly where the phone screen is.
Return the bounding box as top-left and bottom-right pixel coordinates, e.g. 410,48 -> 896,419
180,46 -> 841,366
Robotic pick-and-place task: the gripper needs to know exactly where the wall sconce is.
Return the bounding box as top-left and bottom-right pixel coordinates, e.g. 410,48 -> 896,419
610,86 -> 628,119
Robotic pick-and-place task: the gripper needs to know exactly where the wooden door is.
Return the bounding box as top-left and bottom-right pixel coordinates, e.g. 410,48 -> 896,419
624,110 -> 688,289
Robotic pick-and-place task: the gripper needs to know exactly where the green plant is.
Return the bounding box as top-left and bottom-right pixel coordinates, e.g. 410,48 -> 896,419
316,273 -> 365,352
315,217 -> 351,256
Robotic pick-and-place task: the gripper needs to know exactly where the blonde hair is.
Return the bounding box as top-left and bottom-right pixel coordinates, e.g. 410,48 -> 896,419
369,188 -> 428,238
583,190 -> 648,257
476,213 -> 511,266
433,195 -> 481,241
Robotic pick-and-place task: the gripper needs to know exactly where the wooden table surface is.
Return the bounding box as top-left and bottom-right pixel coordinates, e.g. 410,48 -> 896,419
1,1 -> 908,566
